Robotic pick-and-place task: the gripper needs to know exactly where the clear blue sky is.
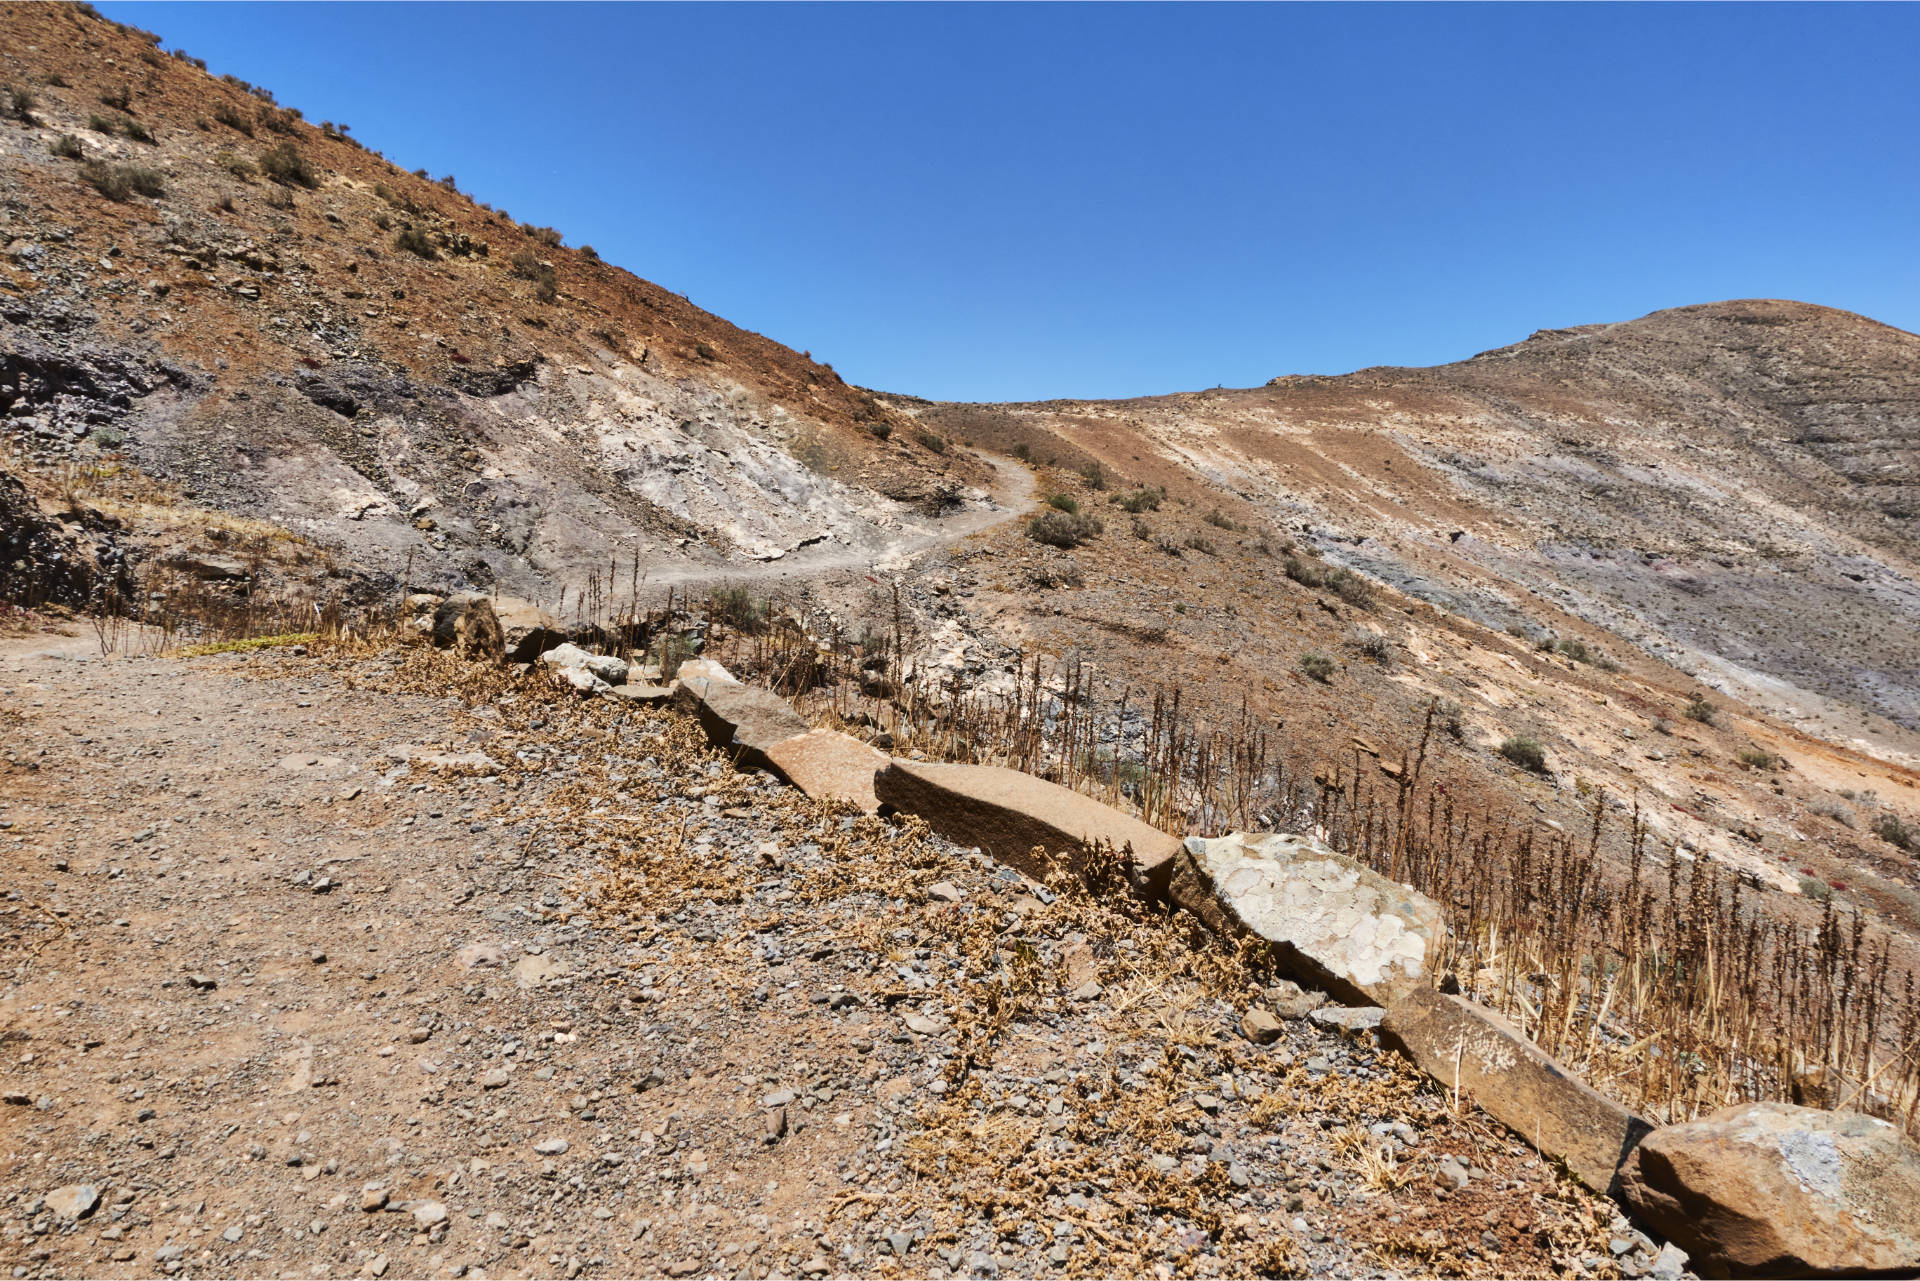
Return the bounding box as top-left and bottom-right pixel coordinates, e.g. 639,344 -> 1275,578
101,2 -> 1920,402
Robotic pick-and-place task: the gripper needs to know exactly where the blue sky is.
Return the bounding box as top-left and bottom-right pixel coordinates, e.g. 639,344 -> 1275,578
102,3 -> 1920,401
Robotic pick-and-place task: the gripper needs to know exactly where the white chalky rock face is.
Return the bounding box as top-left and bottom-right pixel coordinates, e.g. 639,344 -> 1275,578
1179,832 -> 1443,1007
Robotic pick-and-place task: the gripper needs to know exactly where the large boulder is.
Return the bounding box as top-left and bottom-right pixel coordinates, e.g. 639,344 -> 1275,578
1381,986 -> 1654,1192
672,664 -> 811,774
764,730 -> 888,813
432,592 -> 560,662
1618,1102 -> 1920,1278
871,759 -> 1182,895
1171,831 -> 1442,1007
430,593 -> 504,662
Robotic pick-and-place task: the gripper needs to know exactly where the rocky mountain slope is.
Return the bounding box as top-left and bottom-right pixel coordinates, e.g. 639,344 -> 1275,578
1,2 -> 994,603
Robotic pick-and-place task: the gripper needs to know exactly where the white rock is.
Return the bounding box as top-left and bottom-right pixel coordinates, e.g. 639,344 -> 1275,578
1171,831 -> 1444,1007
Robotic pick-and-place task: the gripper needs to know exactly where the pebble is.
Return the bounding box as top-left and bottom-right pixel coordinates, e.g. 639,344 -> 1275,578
925,881 -> 963,903
221,1226 -> 242,1243
1239,1008 -> 1284,1044
412,1201 -> 448,1227
360,1185 -> 389,1212
534,1138 -> 570,1156
479,1068 -> 510,1090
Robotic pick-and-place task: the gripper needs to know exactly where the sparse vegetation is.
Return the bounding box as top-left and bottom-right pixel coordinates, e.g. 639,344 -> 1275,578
98,84 -> 131,112
1046,494 -> 1079,515
6,84 -> 39,123
1117,486 -> 1164,513
1183,534 -> 1216,555
1874,812 -> 1917,852
522,224 -> 564,247
511,250 -> 559,302
1684,696 -> 1716,725
1078,460 -> 1107,490
1352,630 -> 1391,664
1327,567 -> 1373,608
911,429 -> 947,453
77,162 -> 163,202
1736,748 -> 1778,771
48,133 -> 84,160
259,141 -> 318,188
215,150 -> 256,181
712,585 -> 764,633
1026,510 -> 1102,549
1282,553 -> 1324,587
1202,507 -> 1239,530
1556,637 -> 1622,671
123,118 -> 155,144
1498,735 -> 1549,773
866,422 -> 891,441
213,102 -> 254,135
1131,517 -> 1151,540
393,227 -> 436,259
1433,698 -> 1466,742
87,112 -> 121,135
1299,651 -> 1336,683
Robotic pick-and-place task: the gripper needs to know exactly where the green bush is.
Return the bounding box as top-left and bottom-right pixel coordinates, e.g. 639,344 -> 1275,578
1117,487 -> 1163,513
1202,507 -> 1238,530
1873,812 -> 1916,852
123,118 -> 155,144
911,429 -> 946,453
1299,651 -> 1336,683
1078,460 -> 1107,490
712,585 -> 763,633
1684,697 -> 1716,725
866,421 -> 892,440
215,150 -> 256,180
1026,510 -> 1102,549
259,141 -> 318,188
393,227 -> 436,258
1736,748 -> 1777,771
1498,735 -> 1549,773
98,84 -> 131,112
48,133 -> 84,160
1353,631 -> 1391,664
1046,494 -> 1079,515
87,113 -> 121,135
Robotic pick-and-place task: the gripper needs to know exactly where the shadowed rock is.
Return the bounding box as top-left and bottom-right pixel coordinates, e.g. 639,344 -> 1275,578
1171,831 -> 1442,1007
1380,986 -> 1654,1193
1618,1102 -> 1920,1278
673,662 -> 811,774
871,759 -> 1181,895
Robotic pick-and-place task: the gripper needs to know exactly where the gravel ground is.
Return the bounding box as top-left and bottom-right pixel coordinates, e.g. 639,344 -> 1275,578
1,630 -> 1632,1280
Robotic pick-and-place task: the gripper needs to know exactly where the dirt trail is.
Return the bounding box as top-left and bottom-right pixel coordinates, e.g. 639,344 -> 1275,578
0,635 -> 1620,1280
635,453 -> 1037,594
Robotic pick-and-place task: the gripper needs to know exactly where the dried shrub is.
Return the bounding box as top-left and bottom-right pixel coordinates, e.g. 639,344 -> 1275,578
912,429 -> 947,454
511,250 -> 558,303
1873,812 -> 1916,852
1498,735 -> 1549,773
1684,696 -> 1716,725
1299,651 -> 1336,683
98,84 -> 131,112
1117,486 -> 1163,513
79,162 -> 163,202
1026,511 -> 1102,549
259,141 -> 318,188
1046,494 -> 1079,515
1078,460 -> 1107,490
49,133 -> 84,160
213,102 -> 254,135
393,227 -> 436,259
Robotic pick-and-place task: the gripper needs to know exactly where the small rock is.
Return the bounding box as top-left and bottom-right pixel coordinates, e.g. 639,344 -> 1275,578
44,1184 -> 99,1221
763,1106 -> 788,1143
534,1138 -> 570,1156
310,950 -> 327,964
186,973 -> 217,991
363,1252 -> 390,1278
1239,1008 -> 1284,1045
360,1185 -> 389,1212
926,881 -> 964,903
1308,1005 -> 1385,1032
1648,1242 -> 1688,1279
412,1201 -> 448,1227
408,1026 -> 431,1043
221,1226 -> 242,1243
479,1068 -> 510,1090
1070,980 -> 1104,1002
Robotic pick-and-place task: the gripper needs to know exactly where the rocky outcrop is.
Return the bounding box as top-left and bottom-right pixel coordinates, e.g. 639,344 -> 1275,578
1380,987 -> 1654,1193
1170,831 -> 1442,1007
763,730 -> 887,813
673,661 -> 812,774
0,469 -> 126,608
1618,1102 -> 1920,1278
871,759 -> 1183,894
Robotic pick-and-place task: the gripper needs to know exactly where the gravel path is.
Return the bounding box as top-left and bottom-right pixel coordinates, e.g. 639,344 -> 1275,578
1,632 -> 1629,1280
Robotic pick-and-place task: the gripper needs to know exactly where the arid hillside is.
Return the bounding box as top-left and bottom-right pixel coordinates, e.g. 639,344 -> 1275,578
1,1 -> 993,603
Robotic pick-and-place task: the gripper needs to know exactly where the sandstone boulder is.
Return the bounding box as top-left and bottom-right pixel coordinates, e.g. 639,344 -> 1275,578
1171,831 -> 1442,1007
1380,986 -> 1653,1192
673,667 -> 811,774
429,593 -> 503,662
872,759 -> 1182,894
764,730 -> 887,813
538,642 -> 628,685
1618,1101 -> 1920,1278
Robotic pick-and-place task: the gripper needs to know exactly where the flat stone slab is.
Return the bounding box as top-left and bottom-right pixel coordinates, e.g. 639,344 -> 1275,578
609,681 -> 677,706
1381,986 -> 1653,1193
764,730 -> 887,813
1619,1101 -> 1920,1278
872,759 -> 1182,895
1170,831 -> 1442,1007
673,667 -> 811,774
